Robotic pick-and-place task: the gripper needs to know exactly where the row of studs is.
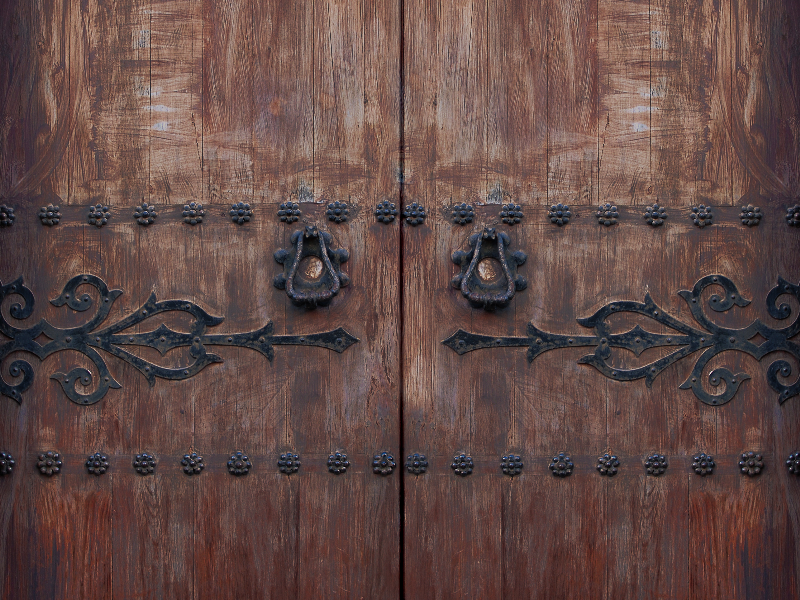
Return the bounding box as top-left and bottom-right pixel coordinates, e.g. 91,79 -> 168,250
3,202 -> 799,229
3,451 -> 799,479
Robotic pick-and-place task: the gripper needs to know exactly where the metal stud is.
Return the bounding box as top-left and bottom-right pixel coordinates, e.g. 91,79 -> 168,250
86,452 -> 109,476
643,203 -> 667,227
738,451 -> 763,477
372,451 -> 396,476
278,452 -> 301,475
691,453 -> 714,476
133,202 -> 157,226
500,454 -> 523,477
0,452 -> 15,475
181,452 -> 204,475
596,453 -> 620,476
133,452 -> 156,475
786,452 -> 800,475
227,451 -> 251,476
403,201 -> 426,226
451,203 -> 474,225
230,201 -> 253,224
548,203 -> 571,226
88,204 -> 111,228
451,453 -> 473,477
327,451 -> 350,475
38,204 -> 61,227
690,204 -> 713,228
549,452 -> 573,477
499,203 -> 523,225
182,202 -> 205,225
375,199 -> 398,223
326,200 -> 349,224
405,453 -> 428,475
0,205 -> 16,227
597,203 -> 619,226
644,453 -> 668,476
37,451 -> 62,476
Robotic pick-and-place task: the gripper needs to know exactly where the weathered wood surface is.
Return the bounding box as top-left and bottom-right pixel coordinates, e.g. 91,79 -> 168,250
1,0 -> 799,598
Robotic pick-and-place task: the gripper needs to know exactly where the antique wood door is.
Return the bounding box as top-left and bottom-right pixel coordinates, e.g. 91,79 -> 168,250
1,0 -> 799,599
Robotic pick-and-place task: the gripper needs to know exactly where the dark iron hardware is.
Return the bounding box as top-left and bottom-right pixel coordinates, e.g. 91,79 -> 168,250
597,453 -> 620,476
88,205 -> 111,228
643,203 -> 667,227
787,452 -> 800,475
274,226 -> 350,308
548,203 -> 571,226
500,454 -> 523,477
39,204 -> 61,226
0,274 -> 358,406
278,202 -> 301,223
133,453 -> 156,475
403,201 -> 426,226
690,204 -> 713,227
499,203 -> 523,225
0,452 -> 14,475
0,205 -> 15,227
230,202 -> 253,224
406,453 -> 428,475
787,205 -> 800,227
278,452 -> 300,475
86,452 -> 109,475
738,451 -> 763,477
228,451 -> 251,476
133,202 -> 157,226
644,454 -> 668,476
451,227 -> 527,310
37,451 -> 62,476
375,199 -> 398,223
372,451 -> 396,476
326,201 -> 349,223
692,453 -> 715,476
451,453 -> 473,476
327,451 -> 350,474
550,452 -> 573,477
182,202 -> 205,225
444,275 -> 800,407
597,203 -> 619,226
181,452 -> 204,475
451,203 -> 474,225
740,204 -> 762,227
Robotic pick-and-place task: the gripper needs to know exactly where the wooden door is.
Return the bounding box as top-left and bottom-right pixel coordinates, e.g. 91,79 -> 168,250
1,0 -> 799,599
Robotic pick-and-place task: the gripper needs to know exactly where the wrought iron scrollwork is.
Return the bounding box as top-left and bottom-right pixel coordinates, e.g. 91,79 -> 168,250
274,226 -> 350,308
0,274 -> 358,406
443,275 -> 800,406
451,228 -> 527,310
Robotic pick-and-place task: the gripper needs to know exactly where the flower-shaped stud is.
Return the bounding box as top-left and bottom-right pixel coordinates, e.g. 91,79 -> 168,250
500,454 -> 523,477
549,452 -> 574,477
0,452 -> 15,475
278,202 -> 301,223
278,452 -> 301,475
133,452 -> 156,475
691,453 -> 715,476
85,452 -> 109,476
182,201 -> 205,225
451,453 -> 473,477
227,451 -> 251,476
644,454 -> 668,476
39,204 -> 61,226
548,203 -> 571,226
375,199 -> 398,223
133,202 -> 157,226
181,452 -> 205,476
230,201 -> 253,224
37,451 -> 62,476
327,451 -> 350,475
372,451 -> 396,476
87,204 -> 111,228
690,204 -> 713,228
643,203 -> 667,227
326,200 -> 349,223
500,203 -> 523,225
740,204 -> 762,227
786,205 -> 800,227
405,453 -> 428,475
786,452 -> 800,476
403,201 -> 426,226
0,205 -> 15,227
597,453 -> 620,476
451,203 -> 474,225
738,451 -> 763,477
597,203 -> 619,226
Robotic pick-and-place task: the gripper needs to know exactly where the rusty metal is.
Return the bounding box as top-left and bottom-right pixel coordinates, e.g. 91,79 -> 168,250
372,452 -> 396,476
86,452 -> 109,475
691,453 -> 715,476
644,454 -> 668,476
443,274 -> 800,407
0,274 -> 358,406
549,453 -> 573,477
451,227 -> 527,310
37,451 -> 62,476
228,451 -> 251,476
274,226 -> 351,308
738,451 -> 764,477
0,452 -> 14,475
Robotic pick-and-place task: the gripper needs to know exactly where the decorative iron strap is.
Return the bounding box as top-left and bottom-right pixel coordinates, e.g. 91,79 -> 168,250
0,275 -> 358,405
443,275 -> 800,406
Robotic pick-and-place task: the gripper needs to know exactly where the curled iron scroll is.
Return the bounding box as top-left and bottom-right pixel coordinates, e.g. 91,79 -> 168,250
443,275 -> 800,406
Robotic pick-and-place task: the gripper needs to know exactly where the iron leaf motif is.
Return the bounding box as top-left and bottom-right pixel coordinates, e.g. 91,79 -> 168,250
0,274 -> 358,406
443,275 -> 800,406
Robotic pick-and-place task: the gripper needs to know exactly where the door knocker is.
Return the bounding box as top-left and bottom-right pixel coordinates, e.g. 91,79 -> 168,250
451,227 -> 527,310
274,226 -> 350,308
